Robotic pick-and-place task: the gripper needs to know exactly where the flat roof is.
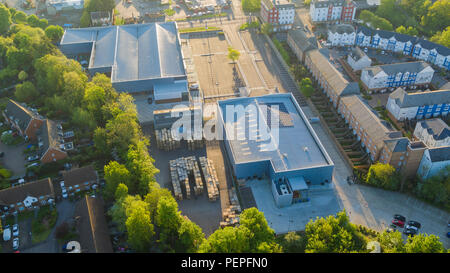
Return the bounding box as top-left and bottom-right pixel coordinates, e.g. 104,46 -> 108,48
60,22 -> 186,83
218,94 -> 333,173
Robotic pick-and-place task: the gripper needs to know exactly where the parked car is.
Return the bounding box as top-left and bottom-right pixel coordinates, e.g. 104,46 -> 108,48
12,224 -> 19,237
0,151 -> 4,157
60,181 -> 65,188
26,162 -> 39,168
62,188 -> 68,199
403,221 -> 421,236
3,226 -> 11,241
27,155 -> 39,162
391,214 -> 406,228
12,238 -> 19,250
2,130 -> 12,136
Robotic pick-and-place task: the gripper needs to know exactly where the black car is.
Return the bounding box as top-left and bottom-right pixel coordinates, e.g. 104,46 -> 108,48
394,214 -> 406,222
0,151 -> 4,157
407,220 -> 421,229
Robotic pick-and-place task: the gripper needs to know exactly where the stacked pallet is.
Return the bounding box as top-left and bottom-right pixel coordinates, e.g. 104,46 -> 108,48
221,187 -> 242,227
155,128 -> 180,151
173,157 -> 191,200
169,160 -> 183,200
185,156 -> 203,195
199,157 -> 219,202
187,138 -> 205,150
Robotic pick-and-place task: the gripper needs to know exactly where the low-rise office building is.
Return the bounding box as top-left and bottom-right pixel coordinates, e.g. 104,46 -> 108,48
413,118 -> 450,148
217,93 -> 334,207
361,62 -> 434,91
386,88 -> 450,121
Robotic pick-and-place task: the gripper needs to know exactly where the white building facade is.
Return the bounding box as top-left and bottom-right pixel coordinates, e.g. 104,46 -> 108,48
310,0 -> 356,22
347,47 -> 371,71
361,62 -> 434,91
413,119 -> 450,148
327,24 -> 356,46
417,146 -> 450,179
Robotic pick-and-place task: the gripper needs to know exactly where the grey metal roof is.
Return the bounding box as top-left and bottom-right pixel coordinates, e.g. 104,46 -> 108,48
340,95 -> 399,148
428,146 -> 450,162
218,93 -> 333,172
287,28 -> 317,52
383,137 -> 410,153
312,0 -> 345,8
307,49 -> 360,97
328,24 -> 355,35
418,118 -> 450,141
416,38 -> 450,57
60,22 -> 186,83
349,47 -> 368,61
356,26 -> 374,36
389,88 -> 450,108
363,61 -> 431,77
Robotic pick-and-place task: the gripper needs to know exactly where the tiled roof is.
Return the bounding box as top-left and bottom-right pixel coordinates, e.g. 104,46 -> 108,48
0,178 -> 54,206
363,61 -> 431,77
4,99 -> 41,132
418,118 -> 450,141
62,166 -> 98,188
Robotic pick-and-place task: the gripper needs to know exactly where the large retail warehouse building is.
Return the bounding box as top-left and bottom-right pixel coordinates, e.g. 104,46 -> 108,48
217,93 -> 334,207
59,22 -> 188,104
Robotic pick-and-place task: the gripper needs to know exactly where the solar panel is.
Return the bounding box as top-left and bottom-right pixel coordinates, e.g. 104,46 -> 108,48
262,103 -> 293,128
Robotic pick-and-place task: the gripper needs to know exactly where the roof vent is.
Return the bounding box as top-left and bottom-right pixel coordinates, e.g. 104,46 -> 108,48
304,146 -> 309,152
282,153 -> 288,158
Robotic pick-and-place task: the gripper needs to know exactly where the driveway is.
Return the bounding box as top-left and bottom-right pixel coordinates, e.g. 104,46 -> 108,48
22,200 -> 76,253
0,141 -> 27,179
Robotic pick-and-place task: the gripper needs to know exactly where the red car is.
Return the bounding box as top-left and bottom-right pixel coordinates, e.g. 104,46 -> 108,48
391,214 -> 406,228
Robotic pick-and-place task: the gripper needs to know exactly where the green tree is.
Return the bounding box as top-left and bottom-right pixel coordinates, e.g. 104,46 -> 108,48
17,70 -> 28,81
38,19 -> 48,30
227,46 -> 240,64
198,226 -> 252,253
430,26 -> 450,47
178,217 -> 206,253
281,232 -> 306,253
260,23 -> 272,35
421,0 -> 450,34
304,211 -> 366,253
72,107 -> 96,131
300,78 -> 315,98
84,85 -> 106,123
108,194 -> 141,232
0,4 -> 12,34
377,231 -> 405,253
241,0 -> 260,12
12,11 -> 27,24
144,182 -> 173,219
115,183 -> 128,201
126,205 -> 154,252
104,161 -> 131,200
404,234 -> 446,253
45,25 -> 64,43
155,196 -> 182,251
15,81 -> 39,103
239,208 -> 278,251
366,163 -> 400,191
26,14 -> 40,27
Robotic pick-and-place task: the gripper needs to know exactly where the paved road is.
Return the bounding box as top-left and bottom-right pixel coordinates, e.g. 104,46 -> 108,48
0,141 -> 27,179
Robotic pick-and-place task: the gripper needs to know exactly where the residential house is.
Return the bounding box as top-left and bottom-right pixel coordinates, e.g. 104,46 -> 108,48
361,62 -> 434,91
417,146 -> 450,179
2,99 -> 44,141
62,165 -> 98,195
305,49 -> 360,107
327,24 -> 356,46
412,39 -> 450,70
338,95 -> 403,161
0,178 -> 55,216
379,138 -> 426,181
347,46 -> 371,71
260,0 -> 295,31
286,28 -> 317,63
386,88 -> 450,120
46,0 -> 84,16
74,195 -> 113,253
309,0 -> 356,23
38,119 -> 68,164
354,26 -> 450,70
413,118 -> 450,148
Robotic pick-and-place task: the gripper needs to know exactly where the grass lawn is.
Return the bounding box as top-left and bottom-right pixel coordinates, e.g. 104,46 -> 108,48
175,12 -> 228,22
18,210 -> 35,222
32,225 -> 52,244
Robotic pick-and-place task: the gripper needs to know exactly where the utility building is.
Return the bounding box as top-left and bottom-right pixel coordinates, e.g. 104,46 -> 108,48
59,22 -> 188,103
217,93 -> 334,207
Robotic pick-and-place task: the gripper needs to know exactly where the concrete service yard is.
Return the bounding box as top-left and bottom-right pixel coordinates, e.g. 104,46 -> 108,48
246,178 -> 341,234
